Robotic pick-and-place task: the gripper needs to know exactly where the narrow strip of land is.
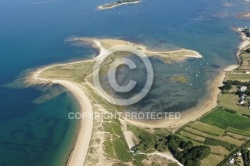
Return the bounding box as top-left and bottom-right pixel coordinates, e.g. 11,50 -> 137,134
33,71 -> 93,166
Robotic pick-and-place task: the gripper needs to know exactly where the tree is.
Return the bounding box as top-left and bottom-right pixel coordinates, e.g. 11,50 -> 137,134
246,48 -> 250,53
180,141 -> 193,150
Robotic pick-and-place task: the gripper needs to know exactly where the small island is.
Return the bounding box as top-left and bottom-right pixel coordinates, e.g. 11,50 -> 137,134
237,11 -> 250,19
98,0 -> 140,10
170,75 -> 189,84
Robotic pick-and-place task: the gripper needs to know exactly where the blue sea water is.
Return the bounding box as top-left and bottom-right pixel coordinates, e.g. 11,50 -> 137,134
1,0 -> 250,165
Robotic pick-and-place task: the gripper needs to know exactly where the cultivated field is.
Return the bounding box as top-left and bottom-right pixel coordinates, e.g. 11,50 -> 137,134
176,108 -> 250,165
218,94 -> 250,115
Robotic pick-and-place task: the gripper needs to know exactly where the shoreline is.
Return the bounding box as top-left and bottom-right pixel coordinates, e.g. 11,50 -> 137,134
123,28 -> 249,129
30,34 -> 248,165
32,68 -> 93,166
98,1 -> 139,10
122,68 -> 229,129
234,27 -> 250,62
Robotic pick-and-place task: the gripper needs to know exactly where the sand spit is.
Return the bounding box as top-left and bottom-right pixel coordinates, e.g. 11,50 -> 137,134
30,37 -> 204,165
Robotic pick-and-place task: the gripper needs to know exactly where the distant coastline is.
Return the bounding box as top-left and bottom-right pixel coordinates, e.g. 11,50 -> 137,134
98,0 -> 140,10
233,27 -> 250,62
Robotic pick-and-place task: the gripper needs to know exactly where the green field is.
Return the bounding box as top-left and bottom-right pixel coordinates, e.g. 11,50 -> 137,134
200,108 -> 250,130
201,154 -> 224,166
188,121 -> 225,136
238,52 -> 250,70
226,73 -> 250,80
219,94 -> 250,115
227,127 -> 250,137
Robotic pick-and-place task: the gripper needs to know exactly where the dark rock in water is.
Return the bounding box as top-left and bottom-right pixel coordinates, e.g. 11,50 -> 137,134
209,64 -> 221,69
159,40 -> 167,43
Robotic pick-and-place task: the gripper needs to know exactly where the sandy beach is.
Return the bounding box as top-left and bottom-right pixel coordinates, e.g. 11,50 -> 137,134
62,81 -> 93,166
33,69 -> 93,166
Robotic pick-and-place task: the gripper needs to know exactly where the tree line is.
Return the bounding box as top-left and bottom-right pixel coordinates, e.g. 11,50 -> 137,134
132,134 -> 211,166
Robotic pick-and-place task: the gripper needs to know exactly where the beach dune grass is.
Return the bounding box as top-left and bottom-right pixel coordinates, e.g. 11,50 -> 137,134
103,140 -> 116,159
113,138 -> 133,162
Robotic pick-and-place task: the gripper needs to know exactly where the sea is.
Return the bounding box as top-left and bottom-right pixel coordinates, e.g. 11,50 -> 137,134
0,0 -> 250,165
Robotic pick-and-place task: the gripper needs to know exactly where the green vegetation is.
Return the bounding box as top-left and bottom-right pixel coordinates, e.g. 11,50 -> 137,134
242,28 -> 250,37
227,127 -> 250,137
227,74 -> 250,80
113,138 -> 133,162
131,132 -> 211,166
242,114 -> 250,118
132,154 -> 147,166
246,48 -> 250,53
127,124 -> 151,140
85,85 -> 133,163
223,80 -> 250,87
177,109 -> 250,165
224,108 -> 236,114
204,138 -> 236,151
217,140 -> 250,166
131,131 -> 157,153
188,121 -> 224,136
200,108 -> 250,130
219,81 -> 232,92
219,94 -> 250,115
166,135 -> 210,166
242,148 -> 250,166
168,163 -> 179,166
103,140 -> 116,158
133,154 -> 147,161
112,123 -> 123,136
201,154 -> 225,166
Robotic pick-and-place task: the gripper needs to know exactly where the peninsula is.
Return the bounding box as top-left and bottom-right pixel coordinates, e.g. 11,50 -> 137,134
30,37 -> 203,166
98,0 -> 140,10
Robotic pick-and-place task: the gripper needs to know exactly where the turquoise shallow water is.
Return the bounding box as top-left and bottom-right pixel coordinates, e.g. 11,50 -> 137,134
1,0 -> 250,165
